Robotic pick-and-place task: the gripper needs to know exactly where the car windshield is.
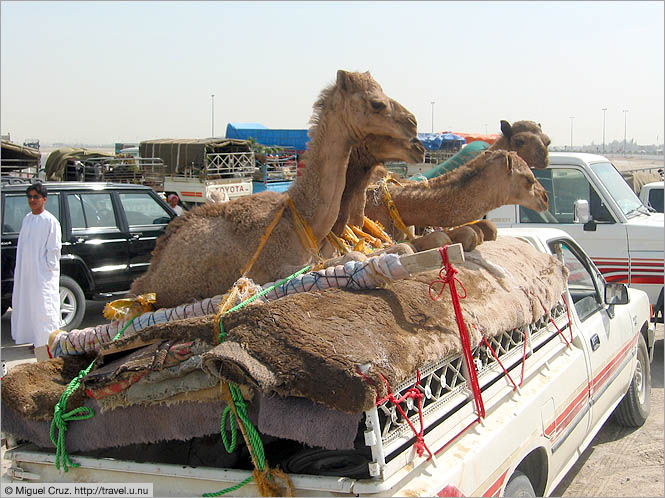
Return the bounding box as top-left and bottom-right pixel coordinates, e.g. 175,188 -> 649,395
591,162 -> 644,217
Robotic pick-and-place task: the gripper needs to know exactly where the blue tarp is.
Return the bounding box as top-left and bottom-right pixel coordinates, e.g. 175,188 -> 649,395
417,132 -> 466,151
226,123 -> 310,151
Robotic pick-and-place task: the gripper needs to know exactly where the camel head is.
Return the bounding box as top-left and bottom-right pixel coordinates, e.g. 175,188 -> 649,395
493,120 -> 551,169
322,70 -> 419,144
495,151 -> 549,212
350,135 -> 425,172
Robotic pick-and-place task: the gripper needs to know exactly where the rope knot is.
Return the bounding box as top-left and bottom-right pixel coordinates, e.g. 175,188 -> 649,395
429,246 -> 467,301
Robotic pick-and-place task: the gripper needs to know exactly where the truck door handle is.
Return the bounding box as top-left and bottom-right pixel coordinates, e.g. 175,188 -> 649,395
590,333 -> 600,351
74,237 -> 86,244
130,234 -> 140,240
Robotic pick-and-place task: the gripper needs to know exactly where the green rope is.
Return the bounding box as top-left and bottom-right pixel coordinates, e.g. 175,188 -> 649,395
202,476 -> 254,497
217,265 -> 311,343
49,315 -> 138,472
207,265 -> 311,496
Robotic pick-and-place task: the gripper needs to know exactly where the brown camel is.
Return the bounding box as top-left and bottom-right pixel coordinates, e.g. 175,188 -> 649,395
130,70 -> 419,308
489,120 -> 551,169
362,150 -> 549,250
332,119 -> 550,235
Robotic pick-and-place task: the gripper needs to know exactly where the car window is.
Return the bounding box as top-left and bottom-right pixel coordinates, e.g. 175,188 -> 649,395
118,192 -> 172,226
550,240 -> 603,321
2,193 -> 60,234
648,188 -> 663,212
520,169 -> 614,224
68,193 -> 118,229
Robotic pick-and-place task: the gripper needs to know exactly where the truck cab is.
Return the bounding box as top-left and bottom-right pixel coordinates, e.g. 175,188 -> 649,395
487,152 -> 664,319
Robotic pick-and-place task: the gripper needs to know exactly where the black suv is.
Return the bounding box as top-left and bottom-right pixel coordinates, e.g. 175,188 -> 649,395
1,181 -> 176,330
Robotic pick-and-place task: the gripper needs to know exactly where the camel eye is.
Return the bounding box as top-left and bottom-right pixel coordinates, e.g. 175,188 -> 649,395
514,137 -> 525,147
370,100 -> 387,112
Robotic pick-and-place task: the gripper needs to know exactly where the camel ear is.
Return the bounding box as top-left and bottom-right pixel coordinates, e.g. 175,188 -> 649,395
538,122 -> 542,129
500,120 -> 512,139
337,70 -> 351,91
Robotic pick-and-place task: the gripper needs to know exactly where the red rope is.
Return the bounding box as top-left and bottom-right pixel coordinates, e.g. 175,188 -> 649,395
520,328 -> 528,387
539,300 -> 571,348
376,371 -> 433,460
481,336 -> 519,391
562,293 -> 574,343
429,246 -> 485,419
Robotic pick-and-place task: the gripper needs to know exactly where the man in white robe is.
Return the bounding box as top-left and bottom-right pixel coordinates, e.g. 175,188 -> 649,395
11,182 -> 62,360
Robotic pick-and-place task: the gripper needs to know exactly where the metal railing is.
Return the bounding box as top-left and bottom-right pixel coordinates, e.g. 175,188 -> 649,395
205,152 -> 256,179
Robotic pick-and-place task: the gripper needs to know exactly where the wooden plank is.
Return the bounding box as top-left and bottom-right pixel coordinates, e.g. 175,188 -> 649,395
399,243 -> 465,275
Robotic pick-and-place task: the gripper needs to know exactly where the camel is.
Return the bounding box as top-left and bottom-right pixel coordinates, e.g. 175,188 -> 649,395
330,119 -> 551,251
490,120 -> 550,170
361,149 -> 549,251
130,70 -> 420,309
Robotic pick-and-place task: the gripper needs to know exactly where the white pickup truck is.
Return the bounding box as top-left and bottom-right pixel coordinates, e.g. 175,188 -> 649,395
487,152 -> 664,322
2,228 -> 654,497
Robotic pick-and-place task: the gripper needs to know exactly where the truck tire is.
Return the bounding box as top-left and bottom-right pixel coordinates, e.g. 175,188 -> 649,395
614,333 -> 651,427
504,471 -> 536,497
60,276 -> 86,331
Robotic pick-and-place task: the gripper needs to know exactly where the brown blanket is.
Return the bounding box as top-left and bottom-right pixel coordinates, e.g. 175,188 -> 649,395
201,236 -> 567,413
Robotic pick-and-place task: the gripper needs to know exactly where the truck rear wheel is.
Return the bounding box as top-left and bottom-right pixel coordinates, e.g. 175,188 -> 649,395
614,333 -> 651,427
504,471 -> 536,497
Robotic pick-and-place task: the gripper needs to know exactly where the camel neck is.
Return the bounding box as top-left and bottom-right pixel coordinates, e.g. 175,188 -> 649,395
287,114 -> 353,242
386,166 -> 505,227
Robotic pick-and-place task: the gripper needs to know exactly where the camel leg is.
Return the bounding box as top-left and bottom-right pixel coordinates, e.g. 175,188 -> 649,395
475,219 -> 498,241
409,231 -> 453,252
366,243 -> 415,258
447,226 -> 480,252
321,251 -> 368,268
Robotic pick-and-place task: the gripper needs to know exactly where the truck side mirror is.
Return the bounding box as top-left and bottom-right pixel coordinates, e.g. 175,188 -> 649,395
574,200 -> 591,224
605,282 -> 629,305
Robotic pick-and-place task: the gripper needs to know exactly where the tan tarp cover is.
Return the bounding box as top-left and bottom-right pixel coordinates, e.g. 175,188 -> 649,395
622,170 -> 662,194
139,138 -> 251,174
1,140 -> 41,170
44,147 -> 114,180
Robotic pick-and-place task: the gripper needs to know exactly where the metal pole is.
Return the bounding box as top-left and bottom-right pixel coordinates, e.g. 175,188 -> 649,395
602,108 -> 607,154
623,109 -> 628,155
211,94 -> 215,137
569,116 -> 575,151
430,101 -> 435,133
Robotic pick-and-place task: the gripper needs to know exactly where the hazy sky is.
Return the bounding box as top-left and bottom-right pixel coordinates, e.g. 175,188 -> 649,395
1,1 -> 663,148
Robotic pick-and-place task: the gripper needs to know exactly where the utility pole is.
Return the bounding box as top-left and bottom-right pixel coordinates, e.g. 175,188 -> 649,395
430,101 -> 435,133
623,109 -> 628,155
602,108 -> 607,154
211,94 -> 215,137
569,116 -> 575,151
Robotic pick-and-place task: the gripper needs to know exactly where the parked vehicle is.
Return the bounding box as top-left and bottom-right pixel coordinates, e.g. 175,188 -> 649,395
2,228 -> 654,497
1,181 -> 175,330
1,140 -> 41,180
139,138 -> 256,207
638,181 -> 664,213
487,152 -> 664,321
252,151 -> 298,193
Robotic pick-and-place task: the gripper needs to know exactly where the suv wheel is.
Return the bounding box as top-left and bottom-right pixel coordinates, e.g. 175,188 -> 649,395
60,276 -> 85,331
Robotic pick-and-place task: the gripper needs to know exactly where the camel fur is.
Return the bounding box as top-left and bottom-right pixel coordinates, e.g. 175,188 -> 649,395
130,70 -> 419,309
331,120 -> 550,249
362,150 -> 549,251
490,120 -> 551,170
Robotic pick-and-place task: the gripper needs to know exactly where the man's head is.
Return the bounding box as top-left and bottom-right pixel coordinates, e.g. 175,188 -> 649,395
26,182 -> 48,215
167,194 -> 179,208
